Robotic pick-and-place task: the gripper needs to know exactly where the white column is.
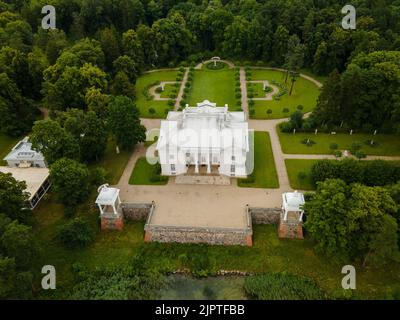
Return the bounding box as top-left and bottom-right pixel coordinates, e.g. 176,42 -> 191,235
207,152 -> 211,174
284,210 -> 288,221
195,151 -> 199,174
98,204 -> 104,215
112,204 -> 117,215
299,211 -> 304,222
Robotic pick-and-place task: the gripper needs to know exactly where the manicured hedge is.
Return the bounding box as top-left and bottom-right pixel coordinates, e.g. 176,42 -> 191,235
311,159 -> 400,186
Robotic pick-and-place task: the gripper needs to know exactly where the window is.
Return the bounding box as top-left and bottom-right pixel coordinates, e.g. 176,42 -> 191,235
171,164 -> 176,172
231,165 -> 235,173
231,155 -> 236,161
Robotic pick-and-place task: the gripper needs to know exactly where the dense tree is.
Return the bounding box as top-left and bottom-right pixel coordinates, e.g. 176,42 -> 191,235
85,87 -> 110,119
108,96 -> 145,150
0,172 -> 29,222
57,217 -> 95,248
97,27 -> 120,70
272,25 -> 289,66
30,119 -> 80,164
313,51 -> 400,132
43,62 -> 107,111
0,72 -> 36,136
1,221 -> 39,270
50,158 -> 90,207
110,71 -> 135,99
56,108 -> 108,162
304,179 -> 399,265
284,35 -> 305,84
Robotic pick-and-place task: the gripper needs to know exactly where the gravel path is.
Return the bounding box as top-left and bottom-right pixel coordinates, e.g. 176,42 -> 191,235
174,68 -> 189,110
248,80 -> 279,101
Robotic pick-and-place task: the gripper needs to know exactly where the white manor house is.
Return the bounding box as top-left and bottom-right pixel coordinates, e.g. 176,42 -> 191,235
156,100 -> 251,177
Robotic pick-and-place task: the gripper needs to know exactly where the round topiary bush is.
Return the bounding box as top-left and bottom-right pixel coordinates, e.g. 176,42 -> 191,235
155,87 -> 162,94
205,61 -> 226,70
148,107 -> 156,114
298,171 -> 307,180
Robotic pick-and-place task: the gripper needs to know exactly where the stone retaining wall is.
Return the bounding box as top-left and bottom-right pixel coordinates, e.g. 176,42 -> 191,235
120,202 -> 154,221
144,225 -> 253,246
248,207 -> 281,225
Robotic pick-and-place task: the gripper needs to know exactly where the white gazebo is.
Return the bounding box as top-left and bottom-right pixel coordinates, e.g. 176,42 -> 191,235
95,184 -> 121,215
282,191 -> 305,222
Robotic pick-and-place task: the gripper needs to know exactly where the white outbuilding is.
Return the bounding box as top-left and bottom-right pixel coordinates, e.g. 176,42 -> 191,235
0,166 -> 51,209
156,100 -> 250,177
95,184 -> 121,215
4,137 -> 47,168
282,191 -> 305,222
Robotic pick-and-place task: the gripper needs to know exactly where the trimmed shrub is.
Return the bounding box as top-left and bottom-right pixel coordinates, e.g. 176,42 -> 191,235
310,159 -> 400,186
329,143 -> 339,151
298,171 -> 307,180
57,218 -> 95,249
155,87 -> 162,94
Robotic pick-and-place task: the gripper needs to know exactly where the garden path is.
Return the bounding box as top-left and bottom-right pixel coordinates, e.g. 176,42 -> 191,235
248,80 -> 279,101
148,81 -> 177,101
174,68 -> 189,110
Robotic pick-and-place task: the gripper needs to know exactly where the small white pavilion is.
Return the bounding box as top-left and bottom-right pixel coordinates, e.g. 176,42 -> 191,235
95,184 -> 121,215
282,191 -> 305,222
4,137 -> 47,168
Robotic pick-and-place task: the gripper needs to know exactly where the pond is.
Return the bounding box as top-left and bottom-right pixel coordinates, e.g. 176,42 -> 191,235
158,275 -> 248,300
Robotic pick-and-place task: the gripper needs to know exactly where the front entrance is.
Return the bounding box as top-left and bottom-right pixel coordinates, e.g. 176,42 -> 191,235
185,165 -> 220,176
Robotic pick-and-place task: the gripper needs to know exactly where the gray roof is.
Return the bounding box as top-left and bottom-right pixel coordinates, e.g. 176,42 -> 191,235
3,137 -> 45,162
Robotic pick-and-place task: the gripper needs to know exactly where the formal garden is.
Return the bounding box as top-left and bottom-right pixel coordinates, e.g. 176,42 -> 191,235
247,69 -> 321,119
136,70 -> 179,118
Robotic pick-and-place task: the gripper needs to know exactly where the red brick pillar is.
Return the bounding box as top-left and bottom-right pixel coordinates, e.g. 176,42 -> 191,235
101,214 -> 124,231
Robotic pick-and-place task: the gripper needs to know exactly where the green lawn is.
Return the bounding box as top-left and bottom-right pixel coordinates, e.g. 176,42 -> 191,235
136,70 -> 178,118
0,133 -> 21,165
285,159 -> 319,190
129,157 -> 168,185
160,83 -> 179,99
93,139 -> 132,185
247,82 -> 268,98
238,131 -> 279,188
278,129 -> 400,156
188,69 -> 238,110
32,204 -> 400,300
249,69 -> 320,119
299,68 -> 328,84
